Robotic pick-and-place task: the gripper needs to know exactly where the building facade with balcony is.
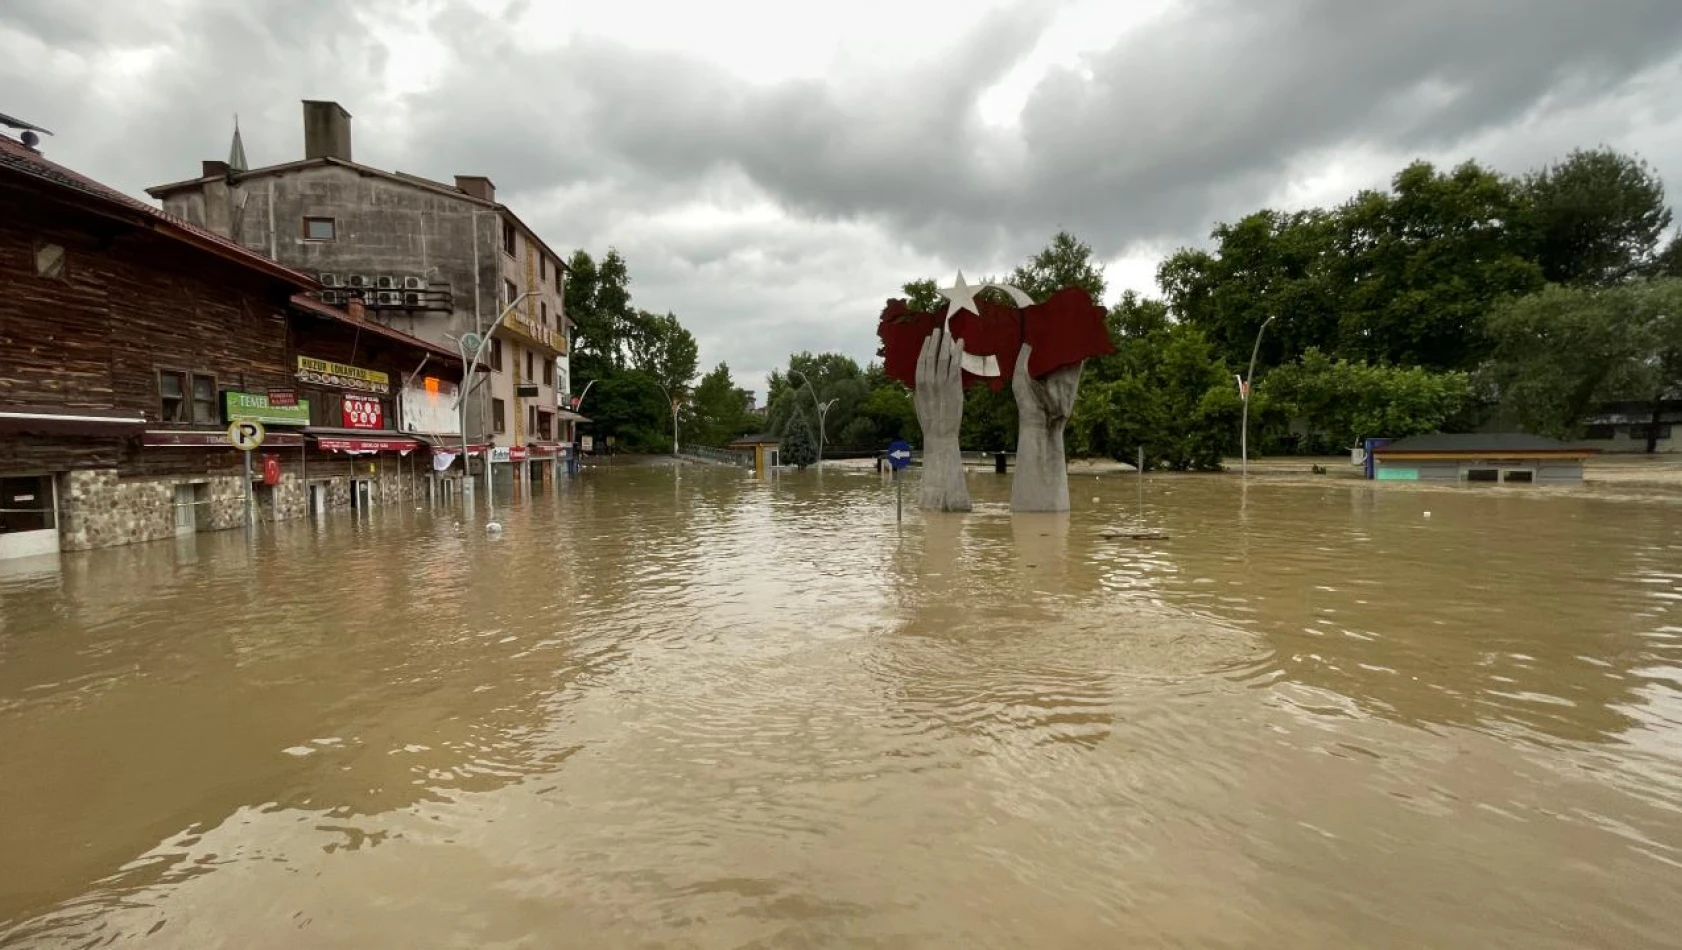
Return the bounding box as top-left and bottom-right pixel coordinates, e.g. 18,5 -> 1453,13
147,100 -> 576,492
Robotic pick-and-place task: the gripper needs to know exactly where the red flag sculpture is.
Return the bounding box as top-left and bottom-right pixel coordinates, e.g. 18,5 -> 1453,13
876,285 -> 1113,391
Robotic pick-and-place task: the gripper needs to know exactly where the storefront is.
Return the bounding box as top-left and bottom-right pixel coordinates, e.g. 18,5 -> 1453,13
304,433 -> 423,512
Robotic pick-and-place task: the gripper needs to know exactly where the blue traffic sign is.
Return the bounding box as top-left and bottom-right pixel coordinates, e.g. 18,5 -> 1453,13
887,439 -> 912,471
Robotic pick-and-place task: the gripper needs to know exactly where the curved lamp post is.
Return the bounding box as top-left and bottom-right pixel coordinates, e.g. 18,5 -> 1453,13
453,291 -> 540,514
1240,314 -> 1277,479
787,370 -> 837,464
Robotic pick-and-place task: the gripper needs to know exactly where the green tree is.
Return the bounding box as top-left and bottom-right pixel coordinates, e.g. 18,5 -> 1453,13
782,413 -> 818,468
1522,147 -> 1673,286
1068,320 -> 1238,471
1009,230 -> 1107,301
691,362 -> 749,446
1261,350 -> 1475,453
1485,279 -> 1682,449
626,309 -> 699,398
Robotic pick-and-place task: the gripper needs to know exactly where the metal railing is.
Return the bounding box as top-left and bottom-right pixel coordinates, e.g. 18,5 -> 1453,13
679,444 -> 754,468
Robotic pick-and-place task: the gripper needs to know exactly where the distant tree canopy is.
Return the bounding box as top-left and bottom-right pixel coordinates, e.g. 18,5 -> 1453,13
769,147 -> 1677,469
567,248 -> 704,452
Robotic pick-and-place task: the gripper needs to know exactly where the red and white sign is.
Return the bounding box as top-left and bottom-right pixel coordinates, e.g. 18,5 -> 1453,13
266,389 -> 298,407
316,438 -> 419,453
509,446 -> 529,462
342,394 -> 384,429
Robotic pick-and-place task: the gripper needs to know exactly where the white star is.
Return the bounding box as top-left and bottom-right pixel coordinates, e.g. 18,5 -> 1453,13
936,271 -> 982,318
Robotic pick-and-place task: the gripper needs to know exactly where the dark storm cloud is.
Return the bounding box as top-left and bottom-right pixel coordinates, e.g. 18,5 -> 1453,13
4,0 -> 1681,387
393,0 -> 1682,264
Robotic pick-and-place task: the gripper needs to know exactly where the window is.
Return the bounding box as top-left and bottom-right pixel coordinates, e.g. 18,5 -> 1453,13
540,301 -> 548,327
526,351 -> 535,381
536,410 -> 553,441
158,370 -> 217,424
1,475 -> 55,534
1466,468 -> 1499,482
1630,423 -> 1673,441
303,217 -> 336,241
1583,424 -> 1615,440
504,279 -> 518,308
492,398 -> 506,433
528,405 -> 537,433
554,267 -> 562,292
191,374 -> 218,425
305,388 -> 339,428
1502,470 -> 1534,483
159,370 -> 187,422
502,221 -> 516,256
490,338 -> 503,371
34,241 -> 66,280
539,257 -> 547,280
542,358 -> 554,387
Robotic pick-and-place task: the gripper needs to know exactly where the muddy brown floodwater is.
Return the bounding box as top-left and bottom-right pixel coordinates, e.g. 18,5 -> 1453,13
2,466 -> 1681,948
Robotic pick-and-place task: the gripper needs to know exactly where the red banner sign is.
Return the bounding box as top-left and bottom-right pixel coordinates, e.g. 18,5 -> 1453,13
509,446 -> 529,462
266,389 -> 298,407
342,394 -> 383,429
316,438 -> 418,453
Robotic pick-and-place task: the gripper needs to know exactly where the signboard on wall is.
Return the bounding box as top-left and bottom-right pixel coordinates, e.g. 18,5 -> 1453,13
225,391 -> 310,426
398,380 -> 461,437
296,355 -> 391,394
342,394 -> 384,429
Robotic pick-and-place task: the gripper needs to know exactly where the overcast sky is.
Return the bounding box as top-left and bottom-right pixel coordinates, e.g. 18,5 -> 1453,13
5,0 -> 1682,396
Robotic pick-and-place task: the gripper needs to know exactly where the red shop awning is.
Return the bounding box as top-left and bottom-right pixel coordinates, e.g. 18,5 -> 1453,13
313,436 -> 419,454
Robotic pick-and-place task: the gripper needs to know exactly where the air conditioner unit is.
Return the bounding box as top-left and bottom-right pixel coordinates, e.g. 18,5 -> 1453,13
320,290 -> 343,304
346,274 -> 371,289
402,291 -> 423,308
375,290 -> 402,306
403,276 -> 427,291
376,275 -> 398,290
319,273 -> 343,287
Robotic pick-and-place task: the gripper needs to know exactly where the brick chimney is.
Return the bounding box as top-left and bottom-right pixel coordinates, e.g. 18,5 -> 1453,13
455,175 -> 495,202
302,100 -> 353,161
346,296 -> 367,321
201,160 -> 230,179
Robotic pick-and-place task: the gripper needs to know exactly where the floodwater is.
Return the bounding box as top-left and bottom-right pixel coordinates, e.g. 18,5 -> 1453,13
2,466 -> 1681,949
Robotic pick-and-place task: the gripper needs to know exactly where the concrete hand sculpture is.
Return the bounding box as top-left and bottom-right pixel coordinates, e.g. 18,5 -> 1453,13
878,277 -> 1111,515
1010,342 -> 1082,512
913,329 -> 971,512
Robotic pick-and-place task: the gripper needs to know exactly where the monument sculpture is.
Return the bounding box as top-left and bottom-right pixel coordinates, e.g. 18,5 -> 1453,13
878,274 -> 1114,513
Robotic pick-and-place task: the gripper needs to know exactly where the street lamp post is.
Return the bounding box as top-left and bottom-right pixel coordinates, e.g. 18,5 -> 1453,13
787,370 -> 837,464
1241,314 -> 1277,479
453,291 -> 540,518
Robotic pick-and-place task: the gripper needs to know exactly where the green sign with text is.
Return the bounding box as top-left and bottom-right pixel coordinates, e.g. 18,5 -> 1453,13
225,391 -> 310,426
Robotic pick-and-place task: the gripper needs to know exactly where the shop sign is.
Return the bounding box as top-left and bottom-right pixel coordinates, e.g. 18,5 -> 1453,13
225,391 -> 310,426
296,355 -> 391,394
489,446 -> 512,463
266,389 -> 299,407
509,446 -> 529,462
317,438 -> 418,453
342,394 -> 384,429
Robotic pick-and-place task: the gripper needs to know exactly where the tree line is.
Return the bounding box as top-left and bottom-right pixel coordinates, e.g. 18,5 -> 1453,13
581,145 -> 1680,466
760,146 -> 1680,469
565,249 -> 756,452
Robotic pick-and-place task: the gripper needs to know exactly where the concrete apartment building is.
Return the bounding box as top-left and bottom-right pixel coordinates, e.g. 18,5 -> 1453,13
148,101 -> 577,493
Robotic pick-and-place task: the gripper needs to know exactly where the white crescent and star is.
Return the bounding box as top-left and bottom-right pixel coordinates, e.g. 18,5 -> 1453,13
934,271 -> 1034,377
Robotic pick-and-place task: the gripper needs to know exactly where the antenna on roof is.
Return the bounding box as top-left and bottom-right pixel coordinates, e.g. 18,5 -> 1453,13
0,111 -> 53,151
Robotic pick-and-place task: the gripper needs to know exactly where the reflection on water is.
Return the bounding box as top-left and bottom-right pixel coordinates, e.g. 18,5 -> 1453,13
2,468 -> 1681,948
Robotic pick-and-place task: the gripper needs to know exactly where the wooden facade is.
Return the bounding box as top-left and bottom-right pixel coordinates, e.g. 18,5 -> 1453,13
0,134 -> 475,557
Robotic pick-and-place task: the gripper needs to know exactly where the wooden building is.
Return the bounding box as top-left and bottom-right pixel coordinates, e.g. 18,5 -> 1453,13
286,295 -> 466,513
0,131 -> 468,559
1370,433 -> 1598,486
